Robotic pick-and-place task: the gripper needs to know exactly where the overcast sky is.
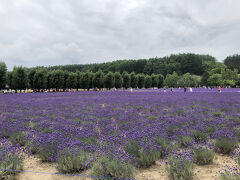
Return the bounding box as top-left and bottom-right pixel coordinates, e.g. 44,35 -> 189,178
1,0 -> 240,70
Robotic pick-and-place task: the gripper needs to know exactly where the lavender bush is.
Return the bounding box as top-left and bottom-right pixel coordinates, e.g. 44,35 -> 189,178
0,88 -> 240,177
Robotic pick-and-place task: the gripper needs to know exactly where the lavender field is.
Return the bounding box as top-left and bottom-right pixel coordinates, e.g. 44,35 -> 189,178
1,89 -> 240,179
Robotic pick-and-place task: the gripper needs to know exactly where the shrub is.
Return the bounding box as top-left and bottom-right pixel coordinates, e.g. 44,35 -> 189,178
205,127 -> 215,136
26,141 -> 39,154
215,138 -> 237,154
192,130 -> 208,143
38,142 -> 58,162
180,136 -> 193,147
194,148 -> 215,165
91,156 -> 137,180
9,132 -> 27,146
57,149 -> 93,173
156,138 -> 173,158
166,155 -> 194,180
212,112 -> 224,117
0,147 -> 23,179
125,140 -> 160,168
220,171 -> 240,180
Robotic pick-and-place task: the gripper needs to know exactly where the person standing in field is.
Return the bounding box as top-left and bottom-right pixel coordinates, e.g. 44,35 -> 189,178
189,87 -> 193,92
218,86 -> 222,93
184,87 -> 187,92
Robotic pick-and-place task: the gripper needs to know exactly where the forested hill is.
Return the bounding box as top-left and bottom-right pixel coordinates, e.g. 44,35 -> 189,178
45,53 -> 216,76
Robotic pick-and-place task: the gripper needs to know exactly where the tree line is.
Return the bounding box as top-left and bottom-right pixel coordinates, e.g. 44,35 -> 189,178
0,53 -> 240,91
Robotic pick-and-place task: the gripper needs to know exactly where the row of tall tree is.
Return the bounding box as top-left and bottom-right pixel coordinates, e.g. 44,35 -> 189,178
5,67 -> 166,90
0,54 -> 240,90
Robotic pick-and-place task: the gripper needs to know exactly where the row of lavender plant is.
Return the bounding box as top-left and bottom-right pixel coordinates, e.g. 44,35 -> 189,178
0,90 -> 240,179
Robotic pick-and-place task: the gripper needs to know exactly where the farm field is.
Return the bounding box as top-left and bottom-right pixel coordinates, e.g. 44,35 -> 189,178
1,89 -> 240,180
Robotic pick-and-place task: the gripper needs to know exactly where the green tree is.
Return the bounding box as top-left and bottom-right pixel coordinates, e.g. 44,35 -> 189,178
51,70 -> 65,90
144,75 -> 152,88
81,71 -> 93,90
12,66 -> 28,90
122,71 -> 131,89
77,71 -> 83,89
0,61 -> 7,89
157,74 -> 164,88
178,73 -> 196,87
6,71 -> 14,89
224,54 -> 240,71
221,68 -> 239,87
114,72 -> 123,89
46,71 -> 54,90
63,71 -> 69,90
28,68 -> 37,89
104,72 -> 115,90
33,68 -> 47,90
200,72 -> 209,86
207,74 -> 223,86
66,72 -> 78,89
164,72 -> 179,88
137,74 -> 145,89
151,74 -> 158,87
130,72 -> 138,88
93,70 -> 104,89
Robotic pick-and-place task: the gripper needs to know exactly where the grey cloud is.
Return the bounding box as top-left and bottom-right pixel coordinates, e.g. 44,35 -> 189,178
0,0 -> 240,70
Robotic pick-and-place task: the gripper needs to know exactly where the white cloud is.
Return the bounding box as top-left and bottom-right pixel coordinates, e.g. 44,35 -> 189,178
0,0 -> 240,70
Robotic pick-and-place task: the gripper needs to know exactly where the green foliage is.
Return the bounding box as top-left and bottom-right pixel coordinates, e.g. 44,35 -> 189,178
151,74 -> 159,87
130,72 -> 138,88
0,152 -> 23,180
92,70 -> 104,89
164,71 -> 179,88
79,71 -> 93,90
194,148 -> 215,165
12,66 -> 28,90
180,136 -> 193,147
91,156 -> 137,180
155,138 -> 173,158
104,72 -> 115,89
192,130 -> 208,143
9,132 -> 27,146
125,140 -> 160,168
215,138 -> 237,154
0,61 -> 7,90
178,73 -> 199,87
157,74 -> 164,88
28,68 -> 37,89
49,69 -> 65,90
212,111 -> 224,117
38,142 -> 58,162
57,149 -> 93,173
122,71 -> 131,89
137,74 -> 145,89
201,71 -> 210,86
221,68 -> 239,87
33,68 -> 47,90
66,72 -> 78,89
224,54 -> 240,72
220,171 -> 240,180
6,71 -> 14,89
144,75 -> 152,88
208,73 -> 223,86
166,155 -> 194,180
114,72 -> 123,89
